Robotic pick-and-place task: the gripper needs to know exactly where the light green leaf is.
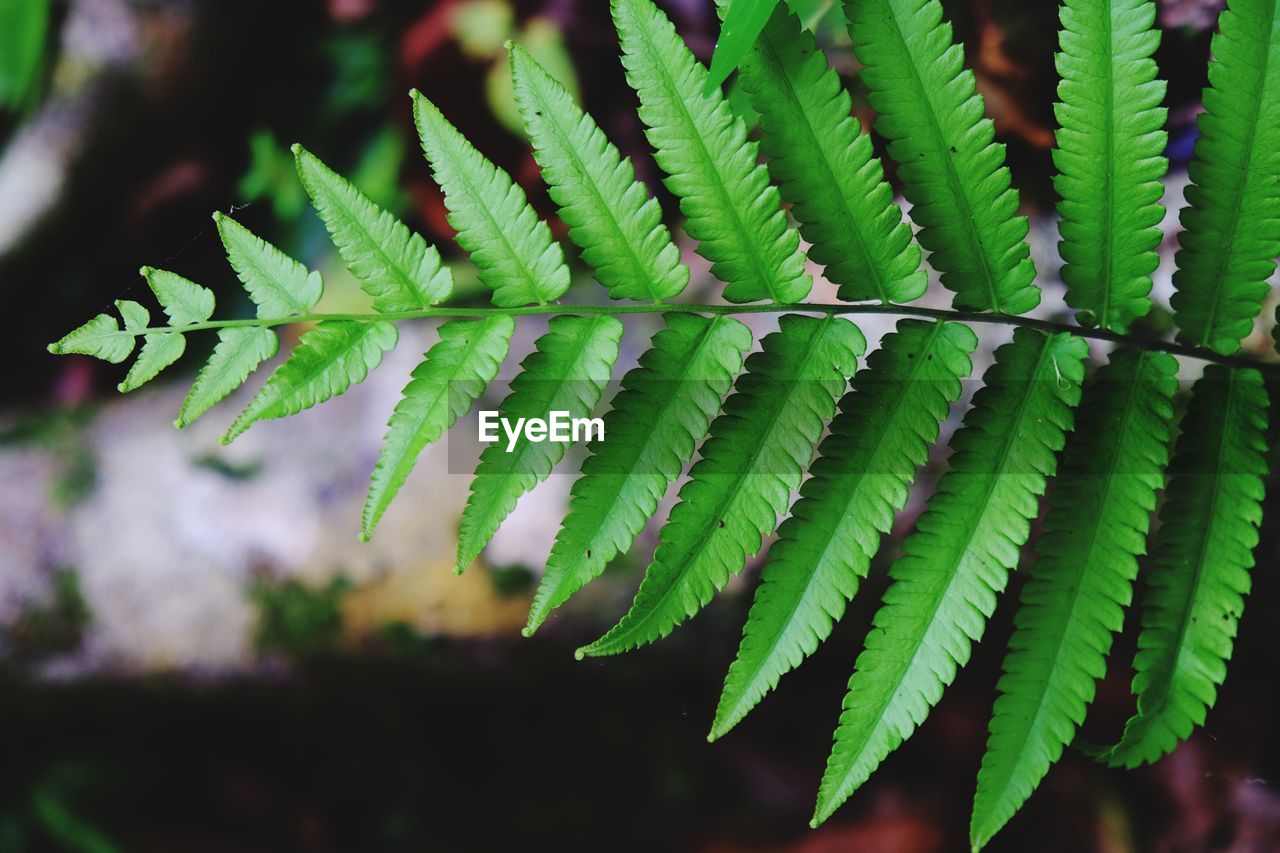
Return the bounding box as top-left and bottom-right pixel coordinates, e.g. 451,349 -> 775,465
118,333 -> 186,393
294,145 -> 454,311
142,267 -> 216,326
223,320 -> 398,444
214,213 -> 323,317
175,327 -> 280,429
47,314 -> 136,364
363,315 -> 515,540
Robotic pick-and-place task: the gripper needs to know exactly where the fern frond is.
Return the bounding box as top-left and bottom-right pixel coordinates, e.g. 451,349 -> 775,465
294,145 -> 453,311
970,348 -> 1178,849
175,328 -> 279,428
362,316 -> 515,541
610,0 -> 811,305
528,313 -> 752,635
214,213 -> 324,317
577,314 -> 864,658
1171,0 -> 1280,354
813,328 -> 1087,827
737,5 -> 925,304
1090,365 -> 1269,768
1053,0 -> 1167,332
455,314 -> 623,572
843,0 -> 1038,314
223,320 -> 398,444
509,45 -> 688,304
711,319 -> 977,740
412,90 -> 570,307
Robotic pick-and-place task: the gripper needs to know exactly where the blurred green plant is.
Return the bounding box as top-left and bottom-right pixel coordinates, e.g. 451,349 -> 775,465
0,0 -> 51,115
253,576 -> 351,657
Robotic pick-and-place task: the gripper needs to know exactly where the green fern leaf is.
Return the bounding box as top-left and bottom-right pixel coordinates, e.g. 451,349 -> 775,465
711,319 -> 977,740
706,0 -> 781,92
119,333 -> 186,393
412,90 -> 570,307
456,314 -> 623,572
970,348 -> 1178,849
1170,0 -> 1280,354
813,328 -> 1086,827
47,313 -> 136,363
223,320 -> 398,444
843,0 -> 1038,314
737,5 -> 925,303
362,316 -> 515,541
1089,365 -> 1269,768
611,0 -> 811,304
115,299 -> 149,332
510,45 -> 688,303
214,213 -> 324,317
294,145 -> 454,311
528,313 -> 752,635
578,314 -> 864,658
1054,0 -> 1167,331
175,327 -> 280,428
143,266 -> 215,325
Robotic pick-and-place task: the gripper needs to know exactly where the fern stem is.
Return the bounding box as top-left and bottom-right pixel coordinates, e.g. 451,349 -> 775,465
126,303 -> 1275,373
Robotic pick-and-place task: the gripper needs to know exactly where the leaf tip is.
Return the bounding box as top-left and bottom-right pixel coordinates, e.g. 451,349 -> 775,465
573,647 -> 586,662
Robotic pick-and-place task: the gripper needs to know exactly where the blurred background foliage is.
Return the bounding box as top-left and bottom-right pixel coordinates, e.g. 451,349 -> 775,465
2,0 -> 1278,850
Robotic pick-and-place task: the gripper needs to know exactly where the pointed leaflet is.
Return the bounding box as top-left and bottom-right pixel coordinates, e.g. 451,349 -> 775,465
456,315 -> 622,572
362,316 -> 515,540
610,0 -> 810,304
412,91 -> 570,307
1089,365 -> 1269,768
176,328 -> 280,428
813,328 -> 1087,827
712,320 -> 977,740
971,348 -> 1177,850
737,5 -> 925,303
142,267 -> 215,325
223,320 -> 398,443
1054,0 -> 1167,331
528,313 -> 752,635
1170,0 -> 1280,355
215,213 -> 324,317
706,0 -> 781,92
119,334 -> 185,393
294,145 -> 453,311
842,0 -> 1038,314
578,314 -> 865,658
509,46 -> 688,303
48,314 -> 135,363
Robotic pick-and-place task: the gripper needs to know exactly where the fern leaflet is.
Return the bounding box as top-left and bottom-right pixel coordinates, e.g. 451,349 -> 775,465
1170,0 -> 1280,354
711,319 -> 977,740
510,45 -> 688,304
814,328 -> 1087,827
142,267 -> 215,326
1053,0 -> 1167,331
1089,365 -> 1269,767
215,213 -> 324,317
176,328 -> 279,428
294,145 -> 454,311
412,91 -> 570,307
737,5 -> 925,304
529,313 -> 751,635
843,0 -> 1038,314
363,316 -> 515,540
578,314 -> 864,658
971,348 -> 1177,849
611,0 -> 810,305
456,315 -> 623,572
223,320 -> 398,444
